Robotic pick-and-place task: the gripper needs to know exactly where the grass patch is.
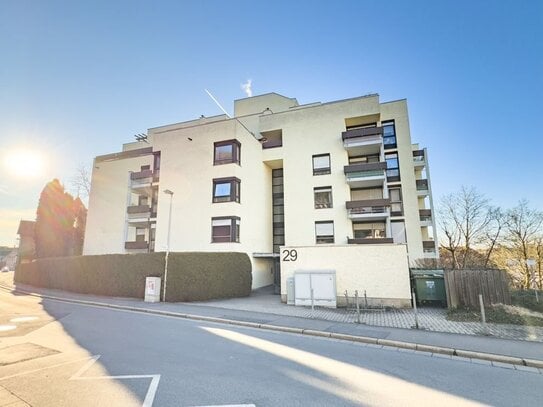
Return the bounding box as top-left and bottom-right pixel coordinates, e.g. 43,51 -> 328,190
511,290 -> 543,313
447,305 -> 543,327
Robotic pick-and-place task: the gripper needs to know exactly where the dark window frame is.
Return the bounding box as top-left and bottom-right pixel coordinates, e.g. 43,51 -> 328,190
389,187 -> 403,216
314,186 -> 333,209
212,177 -> 241,203
382,120 -> 397,149
213,139 -> 241,166
312,153 -> 331,175
211,216 -> 240,243
385,152 -> 401,182
315,220 -> 335,244
345,122 -> 377,130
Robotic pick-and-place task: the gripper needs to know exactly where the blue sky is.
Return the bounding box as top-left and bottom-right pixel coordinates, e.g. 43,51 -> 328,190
0,0 -> 542,246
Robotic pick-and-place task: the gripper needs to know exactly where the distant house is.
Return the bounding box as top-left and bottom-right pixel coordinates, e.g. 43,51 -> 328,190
3,249 -> 17,270
17,220 -> 36,263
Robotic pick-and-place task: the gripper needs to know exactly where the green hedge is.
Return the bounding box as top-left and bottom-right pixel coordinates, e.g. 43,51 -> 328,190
14,252 -> 252,301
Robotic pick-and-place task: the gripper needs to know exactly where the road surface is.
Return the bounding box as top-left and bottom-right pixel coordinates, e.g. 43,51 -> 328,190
0,288 -> 540,406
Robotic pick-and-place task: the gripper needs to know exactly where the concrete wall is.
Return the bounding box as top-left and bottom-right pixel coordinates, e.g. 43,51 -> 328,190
84,154 -> 153,255
150,119 -> 274,289
280,244 -> 412,307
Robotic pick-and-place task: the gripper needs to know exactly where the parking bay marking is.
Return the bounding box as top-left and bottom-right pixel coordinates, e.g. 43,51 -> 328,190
0,354 -> 161,407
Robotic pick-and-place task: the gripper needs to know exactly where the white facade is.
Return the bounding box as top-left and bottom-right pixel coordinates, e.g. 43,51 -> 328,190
84,92 -> 438,293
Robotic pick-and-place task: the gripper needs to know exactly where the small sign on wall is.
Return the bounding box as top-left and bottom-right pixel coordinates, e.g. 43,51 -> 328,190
145,277 -> 161,303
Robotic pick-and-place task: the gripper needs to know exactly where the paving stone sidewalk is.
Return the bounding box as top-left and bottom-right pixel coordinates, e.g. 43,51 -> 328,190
190,287 -> 543,342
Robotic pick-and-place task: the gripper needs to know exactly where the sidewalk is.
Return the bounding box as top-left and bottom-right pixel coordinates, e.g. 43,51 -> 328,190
1,273 -> 542,367
191,286 -> 543,342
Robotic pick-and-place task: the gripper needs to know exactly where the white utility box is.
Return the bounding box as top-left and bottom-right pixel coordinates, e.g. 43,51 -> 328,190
145,277 -> 161,303
294,270 -> 337,308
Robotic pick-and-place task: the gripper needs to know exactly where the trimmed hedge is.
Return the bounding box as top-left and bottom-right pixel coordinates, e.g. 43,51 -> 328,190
14,252 -> 252,301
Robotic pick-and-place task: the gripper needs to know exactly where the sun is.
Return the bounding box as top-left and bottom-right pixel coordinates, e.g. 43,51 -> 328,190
4,149 -> 46,179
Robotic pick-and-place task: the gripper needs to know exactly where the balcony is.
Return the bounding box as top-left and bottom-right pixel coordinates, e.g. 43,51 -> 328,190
416,179 -> 429,196
348,237 -> 394,245
344,162 -> 387,188
423,240 -> 436,253
130,170 -> 157,195
125,241 -> 149,250
262,138 -> 282,149
127,205 -> 151,215
413,150 -> 426,167
419,209 -> 433,227
346,198 -> 391,220
342,127 -> 383,156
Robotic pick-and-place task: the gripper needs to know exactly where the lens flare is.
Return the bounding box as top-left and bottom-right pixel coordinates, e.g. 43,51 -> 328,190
4,149 -> 46,179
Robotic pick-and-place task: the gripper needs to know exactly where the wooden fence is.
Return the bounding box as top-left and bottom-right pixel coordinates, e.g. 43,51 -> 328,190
444,269 -> 511,308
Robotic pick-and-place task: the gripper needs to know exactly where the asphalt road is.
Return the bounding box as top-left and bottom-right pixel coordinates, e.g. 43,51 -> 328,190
0,288 -> 540,407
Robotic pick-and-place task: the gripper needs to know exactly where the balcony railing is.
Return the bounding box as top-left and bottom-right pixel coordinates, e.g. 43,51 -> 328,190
342,126 -> 383,141
262,139 -> 283,149
423,241 -> 436,252
413,150 -> 425,165
348,237 -> 394,244
419,209 -> 432,220
346,199 -> 390,218
125,241 -> 149,250
127,205 -> 151,214
130,169 -> 154,180
344,162 -> 387,176
416,179 -> 429,191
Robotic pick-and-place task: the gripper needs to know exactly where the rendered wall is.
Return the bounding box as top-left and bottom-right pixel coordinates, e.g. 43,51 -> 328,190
280,244 -> 411,307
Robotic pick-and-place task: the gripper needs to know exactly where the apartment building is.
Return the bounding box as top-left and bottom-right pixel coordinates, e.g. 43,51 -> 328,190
84,92 -> 438,297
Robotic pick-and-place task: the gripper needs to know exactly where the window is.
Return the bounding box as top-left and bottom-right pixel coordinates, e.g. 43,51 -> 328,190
214,140 -> 241,165
314,187 -> 333,209
212,177 -> 240,203
346,122 -> 377,130
353,222 -> 386,239
382,120 -> 397,149
211,217 -> 240,243
391,221 -> 407,244
351,187 -> 383,201
135,227 -> 146,242
348,155 -> 380,165
313,154 -> 331,175
389,187 -> 403,216
385,152 -> 400,182
315,221 -> 334,244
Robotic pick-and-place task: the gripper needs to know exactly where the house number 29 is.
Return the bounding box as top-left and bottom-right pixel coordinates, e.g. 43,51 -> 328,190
282,249 -> 297,262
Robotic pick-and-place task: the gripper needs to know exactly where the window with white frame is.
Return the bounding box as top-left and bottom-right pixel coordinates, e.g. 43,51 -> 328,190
315,221 -> 334,243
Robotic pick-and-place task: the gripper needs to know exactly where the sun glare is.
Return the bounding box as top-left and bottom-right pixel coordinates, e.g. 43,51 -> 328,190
4,149 -> 46,179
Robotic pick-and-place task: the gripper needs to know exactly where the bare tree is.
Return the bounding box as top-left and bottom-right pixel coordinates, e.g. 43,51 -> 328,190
505,200 -> 543,288
482,207 -> 505,268
70,163 -> 91,199
439,186 -> 495,269
535,237 -> 543,289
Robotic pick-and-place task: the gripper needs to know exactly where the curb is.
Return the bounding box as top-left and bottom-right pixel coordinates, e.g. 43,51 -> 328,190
1,283 -> 541,370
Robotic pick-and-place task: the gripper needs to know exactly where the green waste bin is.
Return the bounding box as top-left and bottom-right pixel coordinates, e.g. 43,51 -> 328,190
410,269 -> 446,306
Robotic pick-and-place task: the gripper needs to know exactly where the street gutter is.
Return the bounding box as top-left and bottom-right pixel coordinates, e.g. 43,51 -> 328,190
1,283 -> 542,371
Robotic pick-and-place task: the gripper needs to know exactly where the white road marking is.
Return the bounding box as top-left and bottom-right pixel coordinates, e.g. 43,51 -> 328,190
10,316 -> 39,322
0,354 -> 160,407
0,325 -> 16,331
69,355 -> 161,407
0,355 -> 95,381
190,405 -> 256,407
